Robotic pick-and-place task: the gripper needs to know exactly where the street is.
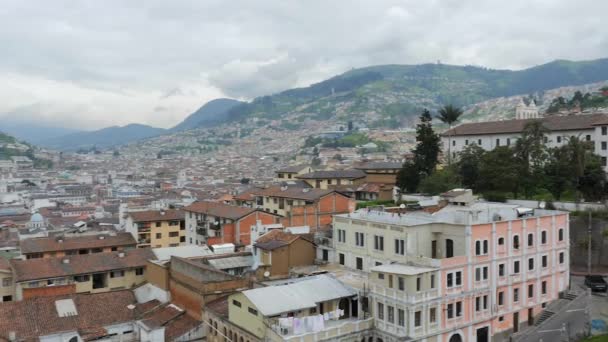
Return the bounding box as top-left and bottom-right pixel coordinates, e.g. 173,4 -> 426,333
516,275 -> 608,342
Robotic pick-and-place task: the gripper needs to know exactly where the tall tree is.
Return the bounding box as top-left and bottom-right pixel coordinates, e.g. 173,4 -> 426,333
396,160 -> 420,194
413,109 -> 442,176
437,105 -> 463,164
457,144 -> 485,191
514,120 -> 549,197
543,146 -> 573,200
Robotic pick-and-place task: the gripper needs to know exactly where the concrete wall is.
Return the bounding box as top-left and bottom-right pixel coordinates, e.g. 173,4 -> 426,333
0,270 -> 14,301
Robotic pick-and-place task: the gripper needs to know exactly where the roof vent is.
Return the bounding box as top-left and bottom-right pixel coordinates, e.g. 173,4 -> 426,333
160,210 -> 166,216
62,259 -> 70,264
118,252 -> 125,258
57,239 -> 63,243
127,304 -> 135,310
280,186 -> 288,191
98,236 -> 105,240
302,188 -> 310,193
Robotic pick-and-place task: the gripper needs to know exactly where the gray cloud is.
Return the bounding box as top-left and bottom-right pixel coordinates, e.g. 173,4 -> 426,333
0,0 -> 606,128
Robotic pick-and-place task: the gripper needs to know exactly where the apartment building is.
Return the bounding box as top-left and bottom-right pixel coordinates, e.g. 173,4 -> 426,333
253,229 -> 316,278
10,248 -> 154,300
124,209 -> 186,248
274,165 -> 313,181
204,274 -> 373,342
184,201 -> 280,246
253,186 -> 355,228
443,113 -> 608,171
333,192 -> 569,342
20,232 -> 136,259
168,256 -> 251,320
295,170 -> 366,189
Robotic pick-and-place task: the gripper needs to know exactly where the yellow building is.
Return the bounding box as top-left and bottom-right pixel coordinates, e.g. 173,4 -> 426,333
126,209 -> 186,248
296,170 -> 366,189
204,274 -> 373,342
0,259 -> 14,302
10,248 -> 154,300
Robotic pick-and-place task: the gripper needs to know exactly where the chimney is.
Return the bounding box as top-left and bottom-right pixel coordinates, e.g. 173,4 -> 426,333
62,259 -> 70,264
8,331 -> 16,342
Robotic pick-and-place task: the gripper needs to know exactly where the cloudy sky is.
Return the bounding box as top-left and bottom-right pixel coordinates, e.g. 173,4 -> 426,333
1,0 -> 606,130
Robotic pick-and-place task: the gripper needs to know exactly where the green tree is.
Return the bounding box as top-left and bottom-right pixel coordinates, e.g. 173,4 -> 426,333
543,146 -> 573,200
437,105 -> 463,165
413,109 -> 442,176
396,160 -> 420,193
477,147 -> 521,197
514,120 -> 549,198
418,165 -> 461,195
457,144 -> 485,191
578,154 -> 606,201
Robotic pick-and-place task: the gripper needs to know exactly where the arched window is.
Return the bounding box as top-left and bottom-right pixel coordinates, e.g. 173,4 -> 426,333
558,228 -> 564,241
68,337 -> 78,342
498,237 -> 504,245
541,231 -> 547,244
475,241 -> 481,255
449,333 -> 463,342
513,235 -> 520,249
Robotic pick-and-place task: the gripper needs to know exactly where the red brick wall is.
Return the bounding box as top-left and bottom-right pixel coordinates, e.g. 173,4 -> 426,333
22,284 -> 76,299
281,193 -> 354,229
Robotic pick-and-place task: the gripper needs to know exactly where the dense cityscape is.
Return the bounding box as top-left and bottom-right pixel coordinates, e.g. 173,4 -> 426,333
1,2 -> 608,342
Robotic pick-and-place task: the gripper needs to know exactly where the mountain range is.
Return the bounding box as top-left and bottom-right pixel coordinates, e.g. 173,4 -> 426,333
21,98 -> 244,151
11,58 -> 608,150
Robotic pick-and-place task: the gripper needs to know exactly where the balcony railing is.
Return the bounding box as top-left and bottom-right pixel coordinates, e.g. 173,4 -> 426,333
267,317 -> 373,342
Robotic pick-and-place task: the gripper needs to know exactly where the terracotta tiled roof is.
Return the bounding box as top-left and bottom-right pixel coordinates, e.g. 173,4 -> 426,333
443,113 -> 608,137
20,233 -> 136,254
204,296 -> 229,319
296,169 -> 366,180
0,290 -> 138,341
11,248 -> 155,282
355,161 -> 402,170
129,209 -> 184,222
164,312 -> 201,341
254,230 -> 314,251
0,258 -> 10,272
253,186 -> 340,201
233,190 -> 257,202
140,304 -> 183,329
183,201 -> 257,220
276,164 -> 311,173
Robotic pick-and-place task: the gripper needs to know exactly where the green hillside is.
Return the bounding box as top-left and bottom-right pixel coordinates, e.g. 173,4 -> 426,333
222,58 -> 608,128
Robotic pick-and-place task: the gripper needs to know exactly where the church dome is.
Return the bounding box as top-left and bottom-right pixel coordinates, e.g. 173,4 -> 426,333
30,213 -> 43,223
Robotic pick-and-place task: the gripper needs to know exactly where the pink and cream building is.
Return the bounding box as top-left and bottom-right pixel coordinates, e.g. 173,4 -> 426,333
333,190 -> 569,342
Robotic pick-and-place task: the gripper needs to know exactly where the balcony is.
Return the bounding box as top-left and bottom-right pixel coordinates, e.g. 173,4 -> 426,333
268,317 -> 373,342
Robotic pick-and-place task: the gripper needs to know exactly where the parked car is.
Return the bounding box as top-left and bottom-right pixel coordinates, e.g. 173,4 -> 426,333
585,275 -> 608,292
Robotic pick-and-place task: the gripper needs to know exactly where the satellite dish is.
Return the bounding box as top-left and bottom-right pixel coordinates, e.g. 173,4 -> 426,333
399,204 -> 406,209
263,271 -> 270,278
539,202 -> 546,209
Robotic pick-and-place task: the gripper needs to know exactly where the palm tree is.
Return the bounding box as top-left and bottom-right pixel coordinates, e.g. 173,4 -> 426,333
437,105 -> 464,165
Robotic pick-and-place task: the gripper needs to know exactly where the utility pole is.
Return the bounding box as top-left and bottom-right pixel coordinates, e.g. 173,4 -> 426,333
588,211 -> 592,275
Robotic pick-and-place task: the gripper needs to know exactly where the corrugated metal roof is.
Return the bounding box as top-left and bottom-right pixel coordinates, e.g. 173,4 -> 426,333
242,274 -> 356,316
208,255 -> 253,270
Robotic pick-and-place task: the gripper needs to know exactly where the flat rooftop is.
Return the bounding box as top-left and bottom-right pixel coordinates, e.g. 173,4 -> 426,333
337,201 -> 564,226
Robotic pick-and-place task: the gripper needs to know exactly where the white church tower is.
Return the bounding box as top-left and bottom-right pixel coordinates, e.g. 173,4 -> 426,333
515,98 -> 539,120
